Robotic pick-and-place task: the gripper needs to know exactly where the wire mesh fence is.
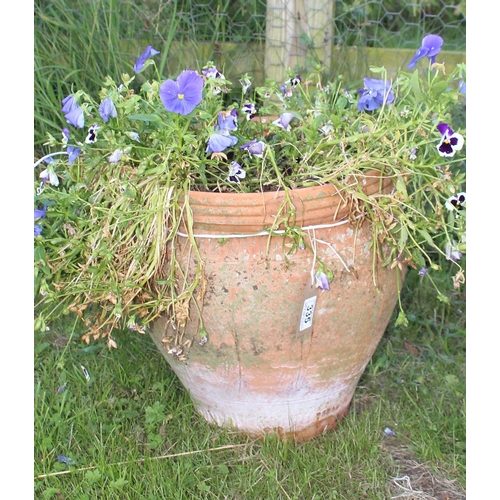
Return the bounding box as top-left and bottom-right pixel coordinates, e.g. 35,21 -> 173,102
115,0 -> 465,80
35,0 -> 465,79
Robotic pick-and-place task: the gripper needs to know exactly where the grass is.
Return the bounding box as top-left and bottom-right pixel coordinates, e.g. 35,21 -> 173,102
34,268 -> 465,499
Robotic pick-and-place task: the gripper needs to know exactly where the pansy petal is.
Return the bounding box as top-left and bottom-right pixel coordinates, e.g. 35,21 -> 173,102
65,106 -> 85,128
61,95 -> 77,114
206,132 -> 238,153
437,122 -> 453,136
99,97 -> 117,123
134,45 -> 160,74
34,207 -> 47,219
67,146 -> 81,164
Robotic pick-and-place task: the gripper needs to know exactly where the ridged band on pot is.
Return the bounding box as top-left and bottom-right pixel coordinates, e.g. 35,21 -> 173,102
180,170 -> 393,235
150,171 -> 403,442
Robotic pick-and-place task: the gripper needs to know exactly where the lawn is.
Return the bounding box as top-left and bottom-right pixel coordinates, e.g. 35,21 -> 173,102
34,269 -> 465,499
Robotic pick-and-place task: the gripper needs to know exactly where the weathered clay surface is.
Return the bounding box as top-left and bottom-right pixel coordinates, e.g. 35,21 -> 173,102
150,174 -> 403,441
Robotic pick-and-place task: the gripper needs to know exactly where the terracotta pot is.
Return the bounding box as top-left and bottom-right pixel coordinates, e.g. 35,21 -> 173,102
150,172 -> 403,442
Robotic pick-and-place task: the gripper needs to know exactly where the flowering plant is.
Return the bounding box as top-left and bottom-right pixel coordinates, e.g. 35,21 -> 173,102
34,35 -> 466,345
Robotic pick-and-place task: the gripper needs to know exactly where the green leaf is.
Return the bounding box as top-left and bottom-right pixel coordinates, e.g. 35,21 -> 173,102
431,80 -> 449,97
369,66 -> 386,74
395,176 -> 408,200
218,464 -> 230,474
110,478 -> 129,490
335,96 -> 347,110
84,469 -> 102,485
445,374 -> 459,386
409,70 -> 423,102
35,341 -> 51,355
418,229 -> 435,247
397,225 -> 408,252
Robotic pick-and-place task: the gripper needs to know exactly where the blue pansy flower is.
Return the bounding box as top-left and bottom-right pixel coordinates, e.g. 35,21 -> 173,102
62,95 -> 85,128
315,270 -> 330,291
272,112 -> 295,131
34,207 -> 47,236
61,95 -> 77,114
98,97 -> 117,123
358,78 -> 395,112
206,110 -> 239,153
65,106 -> 84,129
67,146 -> 81,164
108,149 -> 124,163
407,34 -> 444,70
160,70 -> 204,116
206,131 -> 238,153
134,46 -> 160,74
216,109 -> 238,132
240,139 -> 266,158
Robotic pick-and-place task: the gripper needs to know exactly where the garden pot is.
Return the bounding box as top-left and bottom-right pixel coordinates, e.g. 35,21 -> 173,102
149,172 -> 403,442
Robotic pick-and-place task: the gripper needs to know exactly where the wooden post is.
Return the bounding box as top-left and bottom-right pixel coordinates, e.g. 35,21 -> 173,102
265,0 -> 335,83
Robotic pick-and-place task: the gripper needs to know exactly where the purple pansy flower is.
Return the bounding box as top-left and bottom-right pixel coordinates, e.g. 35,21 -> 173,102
57,455 -> 75,465
445,241 -> 462,262
286,75 -> 302,87
40,166 -> 59,187
445,192 -> 466,214
62,127 -> 70,144
242,102 -> 257,120
98,97 -> 117,123
436,123 -> 464,158
134,45 -> 160,74
418,267 -> 428,277
239,77 -> 252,94
85,123 -> 99,144
227,162 -> 246,183
202,66 -> 225,80
206,131 -> 238,153
240,139 -> 266,158
160,70 -> 204,116
407,34 -> 444,70
67,146 -> 81,164
272,112 -> 295,131
315,270 -> 330,291
358,78 -> 395,112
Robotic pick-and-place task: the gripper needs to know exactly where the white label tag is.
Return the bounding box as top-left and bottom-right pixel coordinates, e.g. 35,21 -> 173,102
299,295 -> 317,332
